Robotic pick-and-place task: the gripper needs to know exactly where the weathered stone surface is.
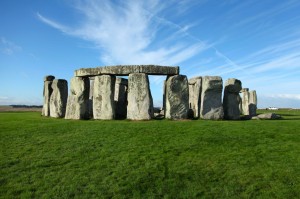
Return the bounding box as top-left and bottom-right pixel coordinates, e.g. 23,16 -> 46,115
249,90 -> 257,116
241,88 -> 250,115
223,78 -> 242,120
93,75 -> 116,120
200,76 -> 224,120
44,75 -> 55,82
114,77 -> 128,119
49,79 -> 68,118
188,76 -> 202,118
42,76 -> 55,116
127,73 -> 153,120
75,65 -> 179,77
165,75 -> 189,119
252,113 -> 281,120
65,77 -> 90,119
88,79 -> 94,118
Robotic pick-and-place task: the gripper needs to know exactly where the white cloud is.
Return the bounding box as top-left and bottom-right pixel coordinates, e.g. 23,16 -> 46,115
0,37 -> 22,55
37,0 -> 208,66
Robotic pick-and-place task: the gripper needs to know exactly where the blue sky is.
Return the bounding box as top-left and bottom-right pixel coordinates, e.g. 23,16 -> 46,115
1,0 -> 300,108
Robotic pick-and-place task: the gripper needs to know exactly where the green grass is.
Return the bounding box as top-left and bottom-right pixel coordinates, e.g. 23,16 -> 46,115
1,111 -> 300,198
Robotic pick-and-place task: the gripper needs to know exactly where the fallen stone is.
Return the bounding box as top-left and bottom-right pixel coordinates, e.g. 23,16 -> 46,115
74,65 -> 179,76
254,113 -> 281,120
127,73 -> 154,120
223,78 -> 242,120
65,77 -> 90,120
42,75 -> 55,116
188,76 -> 202,118
49,79 -> 68,118
114,77 -> 128,119
93,75 -> 116,120
165,75 -> 189,119
200,76 -> 224,120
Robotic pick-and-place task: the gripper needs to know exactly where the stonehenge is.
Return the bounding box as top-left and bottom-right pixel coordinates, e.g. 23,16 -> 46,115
200,76 -> 224,120
42,65 -> 258,121
223,78 -> 242,120
49,79 -> 68,118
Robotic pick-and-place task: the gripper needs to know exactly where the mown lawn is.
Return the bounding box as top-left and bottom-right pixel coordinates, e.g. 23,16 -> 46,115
1,110 -> 300,198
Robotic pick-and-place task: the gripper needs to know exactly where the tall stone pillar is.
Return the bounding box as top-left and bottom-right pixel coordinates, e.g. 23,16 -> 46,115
49,79 -> 68,118
88,78 -> 94,118
42,75 -> 55,116
188,76 -> 202,118
93,75 -> 116,120
114,78 -> 128,119
223,78 -> 242,120
249,90 -> 257,116
65,77 -> 90,120
127,73 -> 153,120
165,75 -> 189,119
241,88 -> 250,115
200,76 -> 224,120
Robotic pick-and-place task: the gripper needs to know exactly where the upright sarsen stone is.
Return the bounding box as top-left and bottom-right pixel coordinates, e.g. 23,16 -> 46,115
49,79 -> 68,118
188,76 -> 202,118
127,73 -> 153,120
241,88 -> 250,115
249,90 -> 257,116
165,75 -> 189,119
114,78 -> 128,119
93,75 -> 116,120
65,77 -> 90,119
200,76 -> 224,120
42,75 -> 55,116
223,78 -> 242,120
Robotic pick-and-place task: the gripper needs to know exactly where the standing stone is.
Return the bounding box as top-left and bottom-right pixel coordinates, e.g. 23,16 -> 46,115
241,88 -> 250,115
42,75 -> 55,116
249,90 -> 257,116
127,73 -> 153,120
93,75 -> 116,120
88,78 -> 94,118
165,75 -> 189,119
49,79 -> 68,118
200,76 -> 224,120
65,77 -> 90,120
114,78 -> 128,119
188,76 -> 202,118
223,78 -> 242,120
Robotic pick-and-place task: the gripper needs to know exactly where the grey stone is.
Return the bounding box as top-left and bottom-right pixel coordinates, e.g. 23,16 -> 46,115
253,113 -> 281,120
127,73 -> 154,120
249,90 -> 257,116
165,75 -> 189,119
223,78 -> 242,120
65,77 -> 90,119
93,75 -> 116,120
49,79 -> 68,118
200,76 -> 224,120
241,88 -> 250,115
188,76 -> 202,118
88,79 -> 94,118
42,76 -> 55,116
114,77 -> 128,119
74,65 -> 179,77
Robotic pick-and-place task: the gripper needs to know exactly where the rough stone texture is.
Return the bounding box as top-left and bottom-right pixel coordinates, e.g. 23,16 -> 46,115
93,75 -> 116,120
200,76 -> 224,120
127,73 -> 154,120
249,90 -> 257,116
241,88 -> 250,115
65,77 -> 90,120
223,78 -> 242,120
75,65 -> 179,77
165,75 -> 189,119
252,113 -> 281,120
42,75 -> 55,116
88,79 -> 94,118
188,76 -> 202,118
49,79 -> 68,118
114,77 -> 128,119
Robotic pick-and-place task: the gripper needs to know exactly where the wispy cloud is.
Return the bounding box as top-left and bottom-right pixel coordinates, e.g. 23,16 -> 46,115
37,0 -> 207,66
0,37 -> 22,55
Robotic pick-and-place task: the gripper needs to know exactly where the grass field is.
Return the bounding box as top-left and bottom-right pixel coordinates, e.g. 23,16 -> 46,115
1,110 -> 300,198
